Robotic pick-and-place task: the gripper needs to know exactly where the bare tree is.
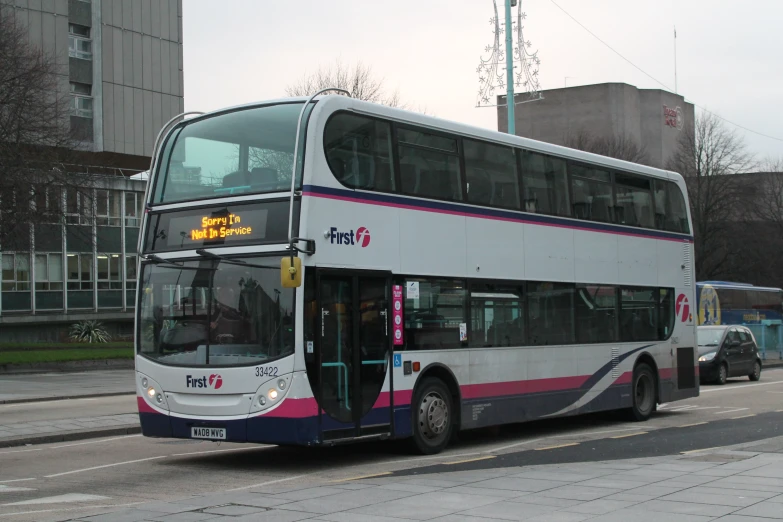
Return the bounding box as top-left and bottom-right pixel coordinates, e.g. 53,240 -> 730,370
564,130 -> 649,164
667,112 -> 755,281
0,6 -> 93,248
286,59 -> 405,108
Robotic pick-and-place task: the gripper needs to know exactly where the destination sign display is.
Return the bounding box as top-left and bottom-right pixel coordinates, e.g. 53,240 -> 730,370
144,200 -> 299,252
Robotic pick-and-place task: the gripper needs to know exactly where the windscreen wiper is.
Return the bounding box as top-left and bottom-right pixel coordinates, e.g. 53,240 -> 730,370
195,249 -> 276,270
143,254 -> 211,271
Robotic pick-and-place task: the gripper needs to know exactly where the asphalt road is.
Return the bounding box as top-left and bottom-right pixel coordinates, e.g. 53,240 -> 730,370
1,368 -> 782,521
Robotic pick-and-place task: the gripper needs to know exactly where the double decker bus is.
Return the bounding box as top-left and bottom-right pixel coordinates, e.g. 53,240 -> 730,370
697,281 -> 783,325
135,93 -> 698,454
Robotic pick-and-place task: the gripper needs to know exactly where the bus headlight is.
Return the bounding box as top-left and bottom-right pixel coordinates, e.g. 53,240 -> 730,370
141,377 -> 148,389
699,352 -> 716,362
147,387 -> 156,398
268,389 -> 279,400
278,379 -> 286,390
156,394 -> 163,404
258,395 -> 266,406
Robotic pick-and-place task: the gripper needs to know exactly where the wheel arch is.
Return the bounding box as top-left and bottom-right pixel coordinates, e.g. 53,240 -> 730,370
412,363 -> 463,430
634,352 -> 660,403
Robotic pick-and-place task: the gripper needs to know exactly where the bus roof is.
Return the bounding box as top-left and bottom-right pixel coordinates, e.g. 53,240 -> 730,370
697,281 -> 783,292
178,95 -> 684,186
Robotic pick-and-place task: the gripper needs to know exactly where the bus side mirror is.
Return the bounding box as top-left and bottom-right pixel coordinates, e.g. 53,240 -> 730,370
281,257 -> 302,288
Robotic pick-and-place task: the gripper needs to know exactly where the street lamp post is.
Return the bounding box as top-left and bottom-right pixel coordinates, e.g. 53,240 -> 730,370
505,0 -> 516,135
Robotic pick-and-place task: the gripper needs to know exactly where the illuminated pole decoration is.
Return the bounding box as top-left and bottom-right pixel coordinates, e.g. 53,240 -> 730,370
476,0 -> 542,135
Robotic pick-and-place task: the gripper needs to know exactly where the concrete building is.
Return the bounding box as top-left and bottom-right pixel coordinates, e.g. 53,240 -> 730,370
497,83 -> 695,170
0,0 -> 184,341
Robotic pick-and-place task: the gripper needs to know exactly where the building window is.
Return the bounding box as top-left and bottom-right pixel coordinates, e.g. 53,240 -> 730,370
34,254 -> 64,291
96,190 -> 122,226
97,254 -> 122,290
65,188 -> 93,225
126,255 -> 138,290
67,253 -> 93,290
68,24 -> 92,60
2,253 -> 31,291
125,192 -> 143,227
70,82 -> 93,118
34,186 -> 63,223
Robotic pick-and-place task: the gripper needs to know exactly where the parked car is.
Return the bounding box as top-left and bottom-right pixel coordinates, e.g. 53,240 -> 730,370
697,325 -> 762,385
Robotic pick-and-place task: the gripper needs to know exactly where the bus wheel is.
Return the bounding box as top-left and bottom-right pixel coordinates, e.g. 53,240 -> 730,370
628,363 -> 656,422
411,378 -> 453,455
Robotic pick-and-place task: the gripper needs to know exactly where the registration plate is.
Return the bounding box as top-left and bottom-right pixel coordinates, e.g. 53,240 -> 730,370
191,427 -> 226,440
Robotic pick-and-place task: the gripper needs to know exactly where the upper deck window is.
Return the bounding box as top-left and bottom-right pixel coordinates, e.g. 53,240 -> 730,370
464,139 -> 519,209
398,128 -> 462,202
152,103 -> 307,205
324,113 -> 395,191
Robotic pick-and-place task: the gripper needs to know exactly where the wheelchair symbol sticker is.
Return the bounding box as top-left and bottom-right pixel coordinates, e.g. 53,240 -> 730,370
393,353 -> 402,368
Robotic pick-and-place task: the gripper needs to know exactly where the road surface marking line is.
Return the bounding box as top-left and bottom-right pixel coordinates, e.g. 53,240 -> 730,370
226,474 -> 306,492
172,446 -> 273,457
381,451 -> 484,466
681,447 -> 721,454
489,438 -> 545,453
610,432 -> 647,439
732,414 -> 756,419
0,479 -> 36,484
535,443 -> 579,451
0,501 -> 144,518
445,455 -> 496,465
776,409 -> 783,413
3,493 -> 109,506
678,422 -> 708,428
766,391 -> 783,394
44,456 -> 166,478
0,448 -> 43,456
555,428 -> 638,438
714,408 -> 749,414
701,380 -> 783,393
332,472 -> 393,482
53,435 -> 141,449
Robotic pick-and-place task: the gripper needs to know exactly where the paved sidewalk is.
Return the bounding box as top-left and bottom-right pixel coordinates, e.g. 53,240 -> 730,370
0,370 -> 135,404
0,413 -> 139,448
65,436 -> 783,521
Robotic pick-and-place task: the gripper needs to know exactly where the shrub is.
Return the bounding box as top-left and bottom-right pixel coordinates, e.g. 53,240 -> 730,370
69,320 -> 112,343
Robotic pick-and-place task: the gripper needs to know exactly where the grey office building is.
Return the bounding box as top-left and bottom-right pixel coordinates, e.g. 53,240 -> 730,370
498,83 -> 695,170
0,0 -> 184,341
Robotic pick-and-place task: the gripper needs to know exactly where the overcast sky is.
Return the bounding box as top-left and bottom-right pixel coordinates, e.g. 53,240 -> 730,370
182,0 -> 783,161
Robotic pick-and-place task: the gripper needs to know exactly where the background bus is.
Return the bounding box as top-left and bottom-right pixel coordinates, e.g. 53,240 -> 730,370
135,94 -> 698,454
696,281 -> 783,325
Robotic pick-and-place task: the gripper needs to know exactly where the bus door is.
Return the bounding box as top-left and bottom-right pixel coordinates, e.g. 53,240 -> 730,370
316,271 -> 392,441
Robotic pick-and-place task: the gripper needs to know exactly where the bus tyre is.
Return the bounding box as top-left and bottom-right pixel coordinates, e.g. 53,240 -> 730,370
628,363 -> 656,422
411,378 -> 453,455
749,360 -> 762,381
717,363 -> 728,385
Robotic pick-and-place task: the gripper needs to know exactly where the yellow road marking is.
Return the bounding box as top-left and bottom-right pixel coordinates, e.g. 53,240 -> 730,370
444,455 -> 496,465
610,432 -> 647,439
681,447 -> 720,454
678,422 -> 708,428
331,472 -> 392,483
732,414 -> 756,420
535,442 -> 579,451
